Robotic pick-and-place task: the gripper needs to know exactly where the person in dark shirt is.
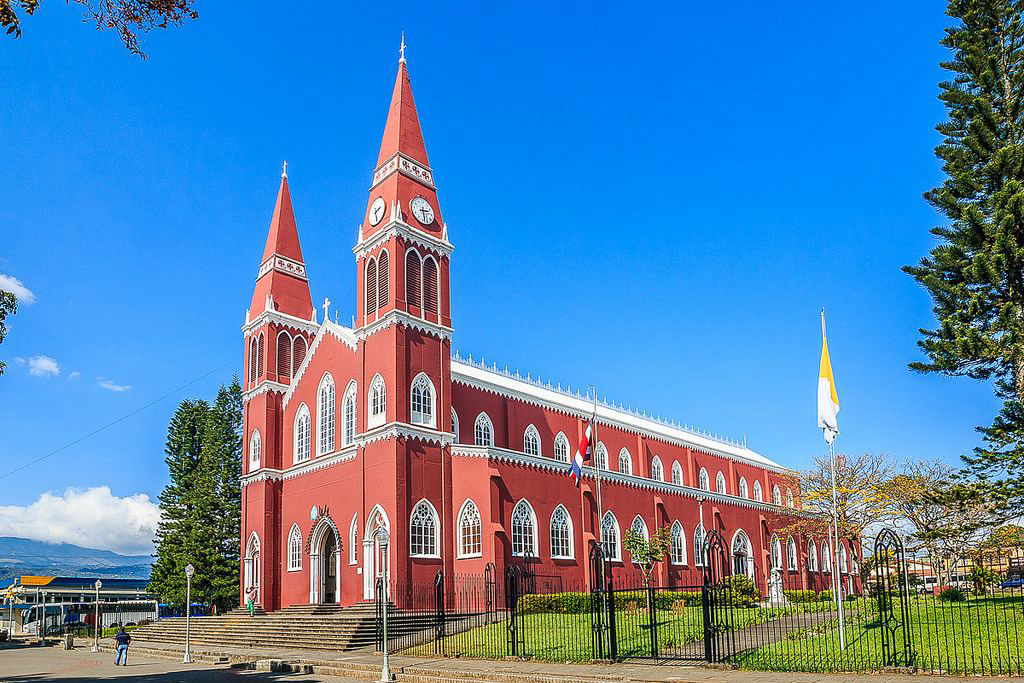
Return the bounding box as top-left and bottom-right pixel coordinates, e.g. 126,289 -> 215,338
114,626 -> 131,666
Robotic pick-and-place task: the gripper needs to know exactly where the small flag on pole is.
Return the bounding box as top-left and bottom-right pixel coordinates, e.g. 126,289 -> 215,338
568,419 -> 594,487
817,310 -> 840,444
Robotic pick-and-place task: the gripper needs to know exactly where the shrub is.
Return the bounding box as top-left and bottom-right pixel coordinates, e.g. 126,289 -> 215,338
817,589 -> 833,603
723,575 -> 759,606
783,590 -> 818,604
519,592 -> 592,614
939,587 -> 966,602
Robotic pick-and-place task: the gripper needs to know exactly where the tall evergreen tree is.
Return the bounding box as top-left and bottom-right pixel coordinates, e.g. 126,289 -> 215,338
148,377 -> 243,610
906,0 -> 1024,521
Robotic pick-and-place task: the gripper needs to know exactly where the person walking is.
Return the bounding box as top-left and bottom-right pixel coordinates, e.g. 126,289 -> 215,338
113,625 -> 131,666
245,586 -> 257,617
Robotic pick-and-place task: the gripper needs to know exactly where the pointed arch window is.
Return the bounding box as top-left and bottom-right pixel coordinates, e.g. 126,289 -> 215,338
808,540 -> 819,572
451,408 -> 460,443
511,500 -> 537,557
738,477 -> 749,498
787,537 -> 798,570
249,430 -> 261,469
376,250 -> 389,311
249,337 -> 258,384
292,336 -> 307,376
405,249 -> 422,310
822,541 -> 832,573
342,381 -> 357,446
595,442 -> 608,470
629,516 -> 649,564
523,424 -> 541,457
618,448 -> 632,475
670,521 -> 687,565
287,524 -> 302,571
786,489 -> 795,508
601,511 -> 621,562
349,514 -> 358,565
550,505 -> 573,559
715,471 -> 727,495
839,543 -> 849,573
772,485 -> 782,506
422,255 -> 439,314
294,404 -> 311,463
256,333 -> 265,378
650,456 -> 664,481
732,530 -> 752,577
474,413 -> 493,446
318,373 -> 336,455
366,257 -> 378,315
458,500 -> 482,558
368,374 -> 386,429
698,468 -> 710,491
753,480 -> 763,502
771,536 -> 783,570
553,432 -> 570,463
694,523 -> 706,567
671,461 -> 683,486
409,499 -> 440,557
276,331 -> 292,381
410,373 -> 435,427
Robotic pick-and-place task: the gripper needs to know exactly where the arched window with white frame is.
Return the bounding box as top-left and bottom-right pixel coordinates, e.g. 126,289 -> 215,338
650,456 -> 664,481
549,505 -> 573,559
294,403 -> 311,463
410,372 -> 435,427
368,374 -> 386,429
318,373 -> 335,455
349,514 -> 358,565
457,500 -> 482,558
276,330 -> 292,382
808,539 -> 819,572
601,511 -> 621,561
523,424 -> 541,456
511,499 -> 537,557
699,467 -> 710,491
753,480 -> 763,502
291,336 -> 307,376
839,543 -> 849,573
772,485 -> 782,506
822,541 -> 832,573
553,432 -> 570,463
738,477 -> 749,498
618,448 -> 632,475
694,523 -> 706,567
771,535 -> 783,570
787,537 -> 798,570
672,461 -> 683,485
287,524 -> 302,571
409,499 -> 440,558
376,250 -> 389,311
422,254 -> 439,314
732,530 -> 753,577
474,412 -> 493,446
249,429 -> 261,469
342,381 -> 357,446
595,442 -> 608,470
670,521 -> 687,565
715,471 -> 727,494
629,516 -> 649,564
405,248 -> 422,310
451,408 -> 460,443
786,488 -> 795,508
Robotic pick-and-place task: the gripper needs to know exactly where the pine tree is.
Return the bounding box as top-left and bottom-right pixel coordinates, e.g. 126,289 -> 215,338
906,0 -> 1024,520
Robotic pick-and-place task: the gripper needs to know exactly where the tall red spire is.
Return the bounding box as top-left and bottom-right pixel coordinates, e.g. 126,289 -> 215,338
376,57 -> 430,168
250,163 -> 313,320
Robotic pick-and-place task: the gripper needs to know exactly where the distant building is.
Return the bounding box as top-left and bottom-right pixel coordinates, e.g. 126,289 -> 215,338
2,576 -> 156,635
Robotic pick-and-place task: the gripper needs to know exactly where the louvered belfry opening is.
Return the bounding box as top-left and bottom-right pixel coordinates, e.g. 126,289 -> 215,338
406,250 -> 421,309
256,333 -> 265,378
366,257 -> 378,315
423,255 -> 438,314
292,336 -> 307,376
377,251 -> 389,311
277,331 -> 292,381
249,337 -> 258,383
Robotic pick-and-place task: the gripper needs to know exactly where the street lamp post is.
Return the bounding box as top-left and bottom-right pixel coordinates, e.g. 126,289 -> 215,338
91,580 -> 102,652
39,591 -> 46,645
183,563 -> 195,664
376,528 -> 393,682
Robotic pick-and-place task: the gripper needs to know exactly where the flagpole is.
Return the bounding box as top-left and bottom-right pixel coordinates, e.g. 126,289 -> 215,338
822,308 -> 846,651
589,385 -> 605,576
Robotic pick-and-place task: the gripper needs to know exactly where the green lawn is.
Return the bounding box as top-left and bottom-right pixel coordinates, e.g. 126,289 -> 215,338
735,595 -> 1024,675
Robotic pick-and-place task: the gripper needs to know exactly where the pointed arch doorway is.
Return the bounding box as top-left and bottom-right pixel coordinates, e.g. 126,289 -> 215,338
309,517 -> 341,604
362,505 -> 390,600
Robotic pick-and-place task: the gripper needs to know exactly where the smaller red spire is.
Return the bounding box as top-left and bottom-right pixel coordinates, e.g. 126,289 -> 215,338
261,163 -> 304,264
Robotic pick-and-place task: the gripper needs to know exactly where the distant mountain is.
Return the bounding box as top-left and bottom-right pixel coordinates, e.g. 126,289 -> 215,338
0,537 -> 151,582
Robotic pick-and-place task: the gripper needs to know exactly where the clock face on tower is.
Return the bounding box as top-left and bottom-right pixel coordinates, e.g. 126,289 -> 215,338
410,196 -> 435,226
369,197 -> 386,226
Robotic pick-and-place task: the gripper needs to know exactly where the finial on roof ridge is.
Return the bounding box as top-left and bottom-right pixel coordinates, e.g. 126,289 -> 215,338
399,32 -> 407,64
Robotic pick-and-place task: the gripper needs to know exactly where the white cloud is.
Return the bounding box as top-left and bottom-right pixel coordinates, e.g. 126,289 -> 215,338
68,371 -> 81,380
27,355 -> 59,377
0,487 -> 160,555
0,274 -> 36,304
97,377 -> 130,392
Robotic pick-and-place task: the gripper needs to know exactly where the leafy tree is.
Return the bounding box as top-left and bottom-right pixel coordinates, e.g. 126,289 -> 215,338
0,289 -> 15,376
905,0 -> 1024,523
623,526 -> 671,588
1,0 -> 197,57
149,377 -> 242,610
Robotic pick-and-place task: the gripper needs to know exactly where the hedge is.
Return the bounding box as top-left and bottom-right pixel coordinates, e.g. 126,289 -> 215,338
518,589 -> 703,615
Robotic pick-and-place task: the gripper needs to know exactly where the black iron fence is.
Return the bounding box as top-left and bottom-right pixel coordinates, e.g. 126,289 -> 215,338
372,528 -> 1024,674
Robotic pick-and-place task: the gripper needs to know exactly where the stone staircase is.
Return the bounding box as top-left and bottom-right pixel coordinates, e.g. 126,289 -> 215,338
128,602 -> 437,653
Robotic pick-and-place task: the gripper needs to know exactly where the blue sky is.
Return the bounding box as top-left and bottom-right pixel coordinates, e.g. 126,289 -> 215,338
0,2 -> 997,552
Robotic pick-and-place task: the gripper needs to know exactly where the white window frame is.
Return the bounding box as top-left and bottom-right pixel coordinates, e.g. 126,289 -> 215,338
250,429 -> 261,469
822,541 -> 832,573
808,540 -> 819,572
523,424 -> 541,457
349,514 -> 358,565
629,516 -> 649,564
287,524 -> 302,571
368,373 -> 386,429
553,432 -> 570,463
772,485 -> 782,506
457,499 -> 482,559
771,535 -> 783,570
671,461 -> 683,485
670,520 -> 687,565
409,498 -> 440,558
715,471 -> 727,495
294,403 -> 311,463
410,372 -> 436,427
601,511 -> 621,562
618,448 -> 632,475
694,523 -> 706,567
786,488 -> 795,508
342,381 -> 357,446
549,504 -> 574,560
317,373 -> 336,456
650,456 -> 664,482
510,499 -> 538,558
595,442 -> 608,470
451,408 -> 460,443
738,477 -> 749,498
839,543 -> 849,574
474,412 -> 494,446
787,537 -> 798,570
753,480 -> 763,502
698,467 -> 710,491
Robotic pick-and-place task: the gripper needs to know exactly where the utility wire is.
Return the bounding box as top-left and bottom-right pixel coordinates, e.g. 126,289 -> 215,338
0,357 -> 238,481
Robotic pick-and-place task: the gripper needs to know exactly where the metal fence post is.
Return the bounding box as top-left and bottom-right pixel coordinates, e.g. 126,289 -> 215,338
646,583 -> 658,658
433,570 -> 445,655
606,574 -> 618,661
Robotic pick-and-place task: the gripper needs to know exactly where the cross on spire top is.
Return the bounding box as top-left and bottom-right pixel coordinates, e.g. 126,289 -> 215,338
281,160 -> 288,179
399,32 -> 406,64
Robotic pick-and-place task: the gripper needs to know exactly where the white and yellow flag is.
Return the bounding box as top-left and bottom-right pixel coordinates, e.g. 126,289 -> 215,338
817,311 -> 840,444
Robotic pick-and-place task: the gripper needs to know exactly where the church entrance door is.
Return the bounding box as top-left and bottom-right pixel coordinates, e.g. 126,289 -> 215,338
322,533 -> 338,604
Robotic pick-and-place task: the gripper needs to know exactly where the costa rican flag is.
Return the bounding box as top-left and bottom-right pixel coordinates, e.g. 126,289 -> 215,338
568,419 -> 594,487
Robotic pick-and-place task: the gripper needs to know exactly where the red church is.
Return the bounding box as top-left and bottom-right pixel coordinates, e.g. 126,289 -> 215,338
239,49 -> 860,611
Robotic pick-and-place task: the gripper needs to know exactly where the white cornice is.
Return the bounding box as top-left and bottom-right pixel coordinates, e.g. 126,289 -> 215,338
282,321 -> 358,409
450,358 -> 794,476
357,421 -> 454,447
353,218 -> 454,261
450,445 -> 807,515
242,381 -> 289,403
242,309 -> 319,337
355,309 -> 453,342
371,151 -> 435,191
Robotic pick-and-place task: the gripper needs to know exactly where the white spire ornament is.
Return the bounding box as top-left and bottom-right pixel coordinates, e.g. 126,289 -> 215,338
281,160 -> 288,179
399,32 -> 407,64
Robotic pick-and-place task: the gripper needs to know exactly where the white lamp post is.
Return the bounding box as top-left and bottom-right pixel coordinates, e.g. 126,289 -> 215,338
91,580 -> 102,652
376,528 -> 393,682
183,563 -> 194,664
